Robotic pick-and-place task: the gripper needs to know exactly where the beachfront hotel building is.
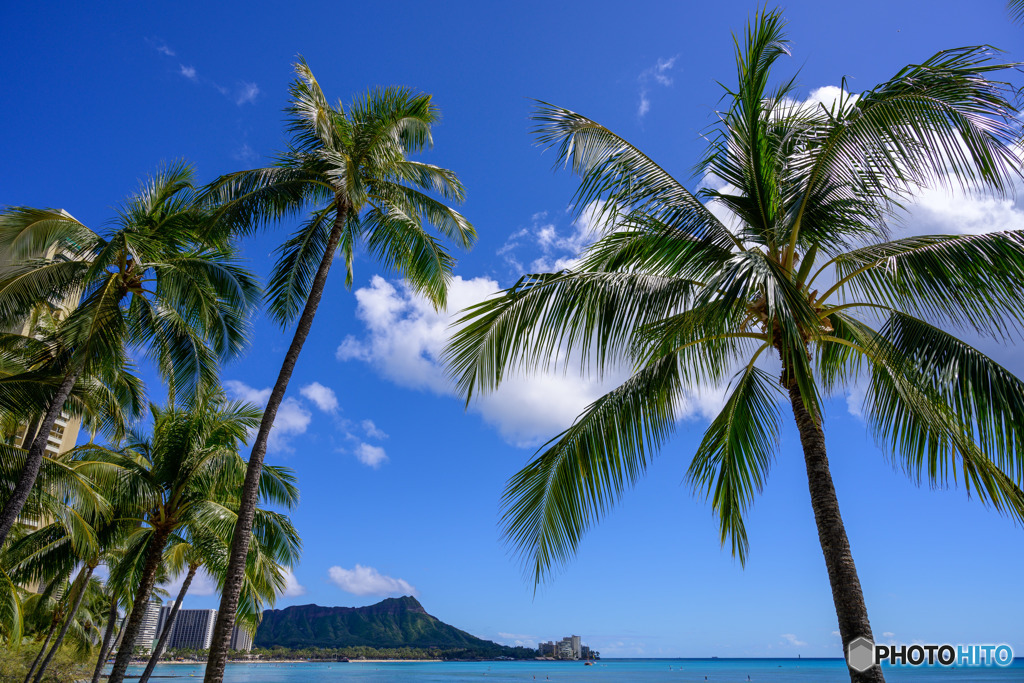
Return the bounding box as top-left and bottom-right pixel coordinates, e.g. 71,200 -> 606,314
137,599 -> 164,654
166,608 -> 218,649
153,605 -> 254,653
539,634 -> 588,660
229,624 -> 254,651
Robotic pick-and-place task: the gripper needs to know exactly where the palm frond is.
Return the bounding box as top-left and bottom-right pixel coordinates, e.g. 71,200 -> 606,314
687,366 -> 783,564
532,103 -> 741,253
501,354 -> 682,586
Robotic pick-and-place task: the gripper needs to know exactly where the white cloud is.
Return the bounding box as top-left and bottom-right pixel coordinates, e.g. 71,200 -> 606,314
269,399 -> 312,453
161,568 -> 218,598
781,633 -> 807,647
300,382 -> 339,413
179,64 -> 197,81
327,564 -> 417,596
224,380 -> 311,454
336,273 -> 732,447
282,568 -> 306,597
150,39 -> 175,57
498,202 -> 612,276
224,379 -> 271,405
903,187 -> 1024,237
637,55 -> 678,119
638,92 -> 651,118
354,442 -> 388,468
497,632 -> 537,648
236,82 -> 260,105
233,142 -> 259,163
361,419 -> 388,440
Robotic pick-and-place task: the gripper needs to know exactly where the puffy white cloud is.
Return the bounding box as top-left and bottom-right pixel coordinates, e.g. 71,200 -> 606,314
337,275 -> 498,393
281,568 -> 306,597
179,64 -> 197,81
327,564 -> 417,596
902,187 -> 1024,237
354,443 -> 388,468
266,399 -> 311,453
224,380 -> 311,454
224,379 -> 271,405
336,274 -> 735,447
300,381 -> 339,413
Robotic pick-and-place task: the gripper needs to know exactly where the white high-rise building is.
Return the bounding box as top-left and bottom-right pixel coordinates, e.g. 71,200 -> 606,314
136,599 -> 163,654
229,624 -> 254,652
167,609 -> 218,650
571,635 -> 581,659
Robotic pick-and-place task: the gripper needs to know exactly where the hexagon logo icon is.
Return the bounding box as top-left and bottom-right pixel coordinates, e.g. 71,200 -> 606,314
847,636 -> 876,672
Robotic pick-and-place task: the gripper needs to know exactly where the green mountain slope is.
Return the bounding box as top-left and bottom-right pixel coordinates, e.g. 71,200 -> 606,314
253,596 -> 516,653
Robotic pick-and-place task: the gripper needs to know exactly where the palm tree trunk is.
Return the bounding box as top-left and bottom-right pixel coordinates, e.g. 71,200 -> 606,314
138,564 -> 197,683
90,596 -> 119,683
788,382 -> 884,683
107,525 -> 173,683
204,207 -> 348,683
20,415 -> 41,449
33,565 -> 94,683
0,365 -> 82,546
23,610 -> 61,683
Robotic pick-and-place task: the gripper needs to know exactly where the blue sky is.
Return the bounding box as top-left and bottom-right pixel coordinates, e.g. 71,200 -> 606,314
2,0 -> 1023,659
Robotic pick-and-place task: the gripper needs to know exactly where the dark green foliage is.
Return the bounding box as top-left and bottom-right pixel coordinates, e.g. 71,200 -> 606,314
252,597 -> 525,657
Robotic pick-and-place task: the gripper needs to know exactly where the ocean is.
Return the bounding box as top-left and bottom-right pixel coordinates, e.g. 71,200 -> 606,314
121,658 -> 1024,681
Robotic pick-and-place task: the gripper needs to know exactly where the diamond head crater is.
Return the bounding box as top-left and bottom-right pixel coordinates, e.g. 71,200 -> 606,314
250,596 -> 535,660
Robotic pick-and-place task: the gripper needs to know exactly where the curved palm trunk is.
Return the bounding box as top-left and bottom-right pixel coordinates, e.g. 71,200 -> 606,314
138,564 -> 197,683
0,366 -> 82,546
33,565 -> 95,683
107,525 -> 172,683
90,596 -> 119,683
23,610 -> 61,683
20,415 -> 41,449
788,383 -> 884,683
204,208 -> 348,683
109,612 -> 130,655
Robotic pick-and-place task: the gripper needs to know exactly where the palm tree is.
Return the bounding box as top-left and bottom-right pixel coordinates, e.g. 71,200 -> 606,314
0,162 -> 260,546
200,57 -> 475,682
135,499 -> 300,683
95,393 -> 298,683
446,11 -> 1023,683
0,425 -> 120,648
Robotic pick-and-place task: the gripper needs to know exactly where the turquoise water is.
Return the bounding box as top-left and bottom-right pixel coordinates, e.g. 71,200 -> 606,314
123,658 -> 1024,682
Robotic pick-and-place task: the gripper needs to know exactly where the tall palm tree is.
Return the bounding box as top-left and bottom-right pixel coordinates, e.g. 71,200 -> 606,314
446,11 -> 1023,683
136,506 -> 300,683
200,57 -> 475,682
0,162 -> 260,546
96,394 -> 298,683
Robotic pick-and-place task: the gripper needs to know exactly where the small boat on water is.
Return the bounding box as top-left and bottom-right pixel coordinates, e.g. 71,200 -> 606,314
584,661 -> 594,666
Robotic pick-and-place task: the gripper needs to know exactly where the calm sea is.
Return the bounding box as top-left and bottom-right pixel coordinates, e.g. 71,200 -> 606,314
122,658 -> 1024,682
